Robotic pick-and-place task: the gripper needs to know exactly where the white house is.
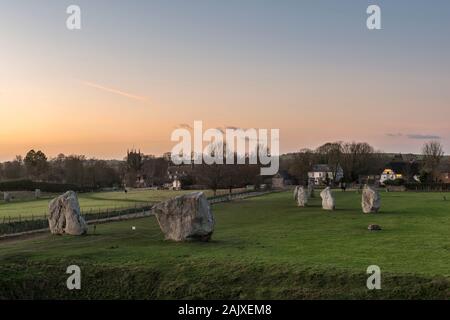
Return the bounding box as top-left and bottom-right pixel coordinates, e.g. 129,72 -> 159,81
167,164 -> 194,190
379,168 -> 403,185
308,164 -> 344,185
172,179 -> 182,190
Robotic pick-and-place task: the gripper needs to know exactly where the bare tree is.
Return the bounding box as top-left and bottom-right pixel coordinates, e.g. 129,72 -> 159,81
340,142 -> 375,182
422,140 -> 444,182
316,141 -> 343,182
194,142 -> 226,196
315,142 -> 343,183
141,156 -> 169,186
286,148 -> 316,185
64,155 -> 86,186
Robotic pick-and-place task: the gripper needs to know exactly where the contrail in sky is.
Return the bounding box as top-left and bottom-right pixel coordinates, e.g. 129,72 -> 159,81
81,81 -> 148,102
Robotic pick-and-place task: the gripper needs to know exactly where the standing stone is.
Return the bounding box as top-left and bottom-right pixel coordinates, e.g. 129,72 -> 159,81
3,192 -> 11,203
152,192 -> 215,242
320,187 -> 335,210
307,183 -> 315,198
293,186 -> 300,200
296,186 -> 308,207
362,185 -> 381,213
48,191 -> 88,235
35,189 -> 41,199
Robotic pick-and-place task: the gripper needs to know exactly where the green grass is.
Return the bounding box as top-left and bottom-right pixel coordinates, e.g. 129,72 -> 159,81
0,191 -> 449,299
0,189 -> 213,219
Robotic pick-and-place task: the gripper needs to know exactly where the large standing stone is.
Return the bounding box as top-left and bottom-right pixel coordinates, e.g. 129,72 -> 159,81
152,192 -> 215,242
3,192 -> 11,203
320,187 -> 335,210
296,186 -> 308,207
48,191 -> 88,235
362,185 -> 381,213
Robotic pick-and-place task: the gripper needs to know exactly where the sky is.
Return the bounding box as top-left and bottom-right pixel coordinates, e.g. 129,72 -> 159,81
1,0 -> 450,161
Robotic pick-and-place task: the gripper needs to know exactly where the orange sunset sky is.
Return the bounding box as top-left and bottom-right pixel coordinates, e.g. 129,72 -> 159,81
1,1 -> 449,161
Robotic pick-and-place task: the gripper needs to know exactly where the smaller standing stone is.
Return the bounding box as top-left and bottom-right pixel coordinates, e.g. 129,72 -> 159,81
307,183 -> 315,198
3,192 -> 11,203
320,187 -> 335,210
293,186 -> 299,200
368,224 -> 382,231
35,189 -> 41,199
296,186 -> 308,207
362,185 -> 381,213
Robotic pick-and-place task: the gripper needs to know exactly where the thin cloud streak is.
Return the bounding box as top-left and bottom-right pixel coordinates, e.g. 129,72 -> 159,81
81,81 -> 148,102
386,133 -> 403,137
386,133 -> 442,140
407,134 -> 441,140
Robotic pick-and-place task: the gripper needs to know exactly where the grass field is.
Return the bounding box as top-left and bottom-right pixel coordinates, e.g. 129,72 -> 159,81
0,190 -> 449,299
0,189 -> 217,219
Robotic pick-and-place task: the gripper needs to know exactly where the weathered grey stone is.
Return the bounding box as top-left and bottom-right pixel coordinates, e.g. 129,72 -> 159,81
368,224 -> 382,231
152,192 -> 214,242
307,184 -> 315,198
35,189 -> 41,199
296,186 -> 308,207
3,192 -> 11,203
293,186 -> 300,200
48,191 -> 88,235
320,187 -> 335,210
362,185 -> 381,213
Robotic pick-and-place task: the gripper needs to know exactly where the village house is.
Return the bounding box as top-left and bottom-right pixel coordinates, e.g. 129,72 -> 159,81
271,171 -> 293,189
379,154 -> 420,185
438,162 -> 450,183
167,164 -> 194,190
380,168 -> 403,185
308,164 -> 344,186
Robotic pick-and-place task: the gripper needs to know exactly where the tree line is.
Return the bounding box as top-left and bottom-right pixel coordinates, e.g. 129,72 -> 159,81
0,151 -> 122,189
281,140 -> 447,185
0,140 -> 447,191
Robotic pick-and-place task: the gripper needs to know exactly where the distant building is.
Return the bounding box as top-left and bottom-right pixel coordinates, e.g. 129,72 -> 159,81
380,168 -> 403,185
379,154 -> 420,185
308,164 -> 343,185
167,164 -> 193,190
271,171 -> 293,189
172,179 -> 182,190
438,162 -> 450,183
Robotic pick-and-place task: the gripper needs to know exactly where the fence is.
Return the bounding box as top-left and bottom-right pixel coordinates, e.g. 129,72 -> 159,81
405,183 -> 450,192
0,203 -> 155,236
0,190 -> 277,237
207,190 -> 276,204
